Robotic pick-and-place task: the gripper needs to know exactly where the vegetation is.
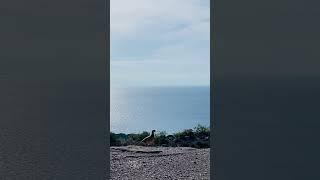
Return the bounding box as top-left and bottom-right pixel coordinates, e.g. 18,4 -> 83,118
110,124 -> 210,148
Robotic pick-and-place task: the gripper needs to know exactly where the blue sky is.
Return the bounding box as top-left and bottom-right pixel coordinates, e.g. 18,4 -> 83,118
111,0 -> 210,87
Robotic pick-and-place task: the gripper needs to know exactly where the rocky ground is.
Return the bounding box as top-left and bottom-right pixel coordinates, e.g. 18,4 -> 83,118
110,145 -> 210,180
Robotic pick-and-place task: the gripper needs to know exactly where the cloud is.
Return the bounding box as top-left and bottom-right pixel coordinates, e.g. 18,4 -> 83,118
111,59 -> 210,87
151,41 -> 209,62
111,0 -> 209,39
111,0 -> 210,87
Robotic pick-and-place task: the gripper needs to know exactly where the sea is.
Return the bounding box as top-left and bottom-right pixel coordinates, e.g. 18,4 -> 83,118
110,86 -> 210,134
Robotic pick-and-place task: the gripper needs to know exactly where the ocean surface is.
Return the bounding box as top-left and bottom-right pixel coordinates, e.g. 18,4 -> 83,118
110,86 -> 210,134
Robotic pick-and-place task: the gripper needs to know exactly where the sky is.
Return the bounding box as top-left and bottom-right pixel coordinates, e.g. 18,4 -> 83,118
111,0 -> 210,87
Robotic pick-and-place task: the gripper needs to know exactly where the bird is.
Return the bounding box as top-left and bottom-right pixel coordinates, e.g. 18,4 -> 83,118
140,130 -> 156,146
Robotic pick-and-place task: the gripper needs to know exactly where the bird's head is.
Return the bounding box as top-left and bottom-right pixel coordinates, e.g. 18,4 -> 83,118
151,130 -> 156,134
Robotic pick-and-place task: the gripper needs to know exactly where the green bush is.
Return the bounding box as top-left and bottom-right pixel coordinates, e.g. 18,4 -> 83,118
194,124 -> 210,138
110,132 -> 121,146
174,129 -> 196,140
154,131 -> 168,146
110,125 -> 210,148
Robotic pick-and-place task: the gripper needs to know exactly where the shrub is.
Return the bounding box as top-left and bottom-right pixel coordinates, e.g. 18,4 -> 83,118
174,129 -> 196,140
154,131 -> 168,146
194,124 -> 210,139
110,132 -> 121,146
110,125 -> 210,148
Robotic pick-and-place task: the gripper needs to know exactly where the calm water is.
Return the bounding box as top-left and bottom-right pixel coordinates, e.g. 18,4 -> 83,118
110,86 -> 210,134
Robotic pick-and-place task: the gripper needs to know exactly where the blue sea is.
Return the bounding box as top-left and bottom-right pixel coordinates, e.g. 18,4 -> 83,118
110,86 -> 210,134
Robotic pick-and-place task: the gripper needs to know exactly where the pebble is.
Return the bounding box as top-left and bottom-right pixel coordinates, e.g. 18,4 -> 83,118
110,146 -> 210,180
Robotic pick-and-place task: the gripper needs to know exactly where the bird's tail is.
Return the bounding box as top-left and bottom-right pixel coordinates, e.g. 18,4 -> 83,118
133,141 -> 144,146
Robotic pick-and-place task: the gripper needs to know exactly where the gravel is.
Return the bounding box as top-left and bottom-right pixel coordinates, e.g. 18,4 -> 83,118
110,146 -> 210,180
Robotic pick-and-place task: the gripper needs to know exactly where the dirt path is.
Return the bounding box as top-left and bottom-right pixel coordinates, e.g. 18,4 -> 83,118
110,146 -> 210,180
